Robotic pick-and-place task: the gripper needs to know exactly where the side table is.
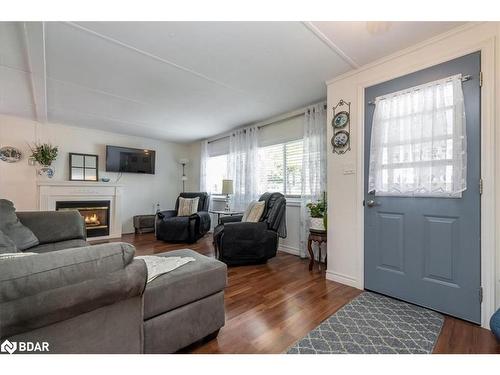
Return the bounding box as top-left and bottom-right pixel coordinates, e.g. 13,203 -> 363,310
209,210 -> 244,225
308,229 -> 327,271
133,214 -> 156,234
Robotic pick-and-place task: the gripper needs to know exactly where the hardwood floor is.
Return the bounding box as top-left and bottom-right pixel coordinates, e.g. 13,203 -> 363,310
105,233 -> 500,354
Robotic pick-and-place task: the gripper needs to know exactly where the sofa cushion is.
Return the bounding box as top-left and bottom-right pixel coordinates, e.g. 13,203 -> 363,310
0,242 -> 136,303
0,200 -> 39,250
1,260 -> 147,339
29,239 -> 89,254
143,249 -> 227,320
16,210 -> 86,244
0,230 -> 18,254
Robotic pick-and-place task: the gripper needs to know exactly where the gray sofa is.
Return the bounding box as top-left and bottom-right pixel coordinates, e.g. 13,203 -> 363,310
0,202 -> 227,354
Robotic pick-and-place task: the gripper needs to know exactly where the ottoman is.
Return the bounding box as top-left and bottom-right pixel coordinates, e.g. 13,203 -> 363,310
142,249 -> 227,353
133,214 -> 155,234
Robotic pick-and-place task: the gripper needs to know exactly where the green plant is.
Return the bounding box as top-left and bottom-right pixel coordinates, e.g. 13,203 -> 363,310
306,193 -> 327,218
29,143 -> 58,166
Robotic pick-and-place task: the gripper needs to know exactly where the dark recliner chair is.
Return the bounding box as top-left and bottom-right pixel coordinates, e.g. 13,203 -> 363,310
213,192 -> 287,266
155,192 -> 211,243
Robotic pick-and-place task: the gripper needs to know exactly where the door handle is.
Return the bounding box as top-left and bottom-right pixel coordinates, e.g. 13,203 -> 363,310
366,199 -> 377,208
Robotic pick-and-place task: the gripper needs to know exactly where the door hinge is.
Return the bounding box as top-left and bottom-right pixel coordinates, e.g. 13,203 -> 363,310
479,178 -> 484,195
479,71 -> 483,87
479,287 -> 483,303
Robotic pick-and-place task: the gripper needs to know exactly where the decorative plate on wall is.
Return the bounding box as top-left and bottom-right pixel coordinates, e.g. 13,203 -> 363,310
0,146 -> 22,163
332,111 -> 349,128
332,130 -> 350,148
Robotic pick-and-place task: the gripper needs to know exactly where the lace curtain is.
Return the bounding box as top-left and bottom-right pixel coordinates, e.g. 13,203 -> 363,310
228,126 -> 260,210
368,74 -> 466,197
199,140 -> 209,192
300,103 -> 327,258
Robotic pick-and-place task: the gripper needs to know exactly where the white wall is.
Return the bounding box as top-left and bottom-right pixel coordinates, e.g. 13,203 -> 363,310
325,22 -> 500,326
0,114 -> 190,233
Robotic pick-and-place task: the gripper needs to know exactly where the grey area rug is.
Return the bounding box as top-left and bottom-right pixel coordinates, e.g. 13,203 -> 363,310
287,292 -> 444,354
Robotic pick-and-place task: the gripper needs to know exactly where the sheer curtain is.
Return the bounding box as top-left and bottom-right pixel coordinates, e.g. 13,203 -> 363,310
199,140 -> 209,192
300,103 -> 327,258
369,74 -> 466,197
228,125 -> 260,210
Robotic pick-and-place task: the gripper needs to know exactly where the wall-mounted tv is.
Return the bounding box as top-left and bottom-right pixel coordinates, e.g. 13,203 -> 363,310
106,146 -> 156,174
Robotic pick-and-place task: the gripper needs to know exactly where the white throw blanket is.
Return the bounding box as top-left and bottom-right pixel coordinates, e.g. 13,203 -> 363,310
135,256 -> 195,283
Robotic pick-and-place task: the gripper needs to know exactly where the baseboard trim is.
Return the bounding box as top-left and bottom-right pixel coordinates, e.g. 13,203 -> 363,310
279,244 -> 300,257
326,270 -> 362,290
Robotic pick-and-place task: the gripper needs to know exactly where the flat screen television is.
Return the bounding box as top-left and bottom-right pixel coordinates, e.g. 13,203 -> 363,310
106,146 -> 156,174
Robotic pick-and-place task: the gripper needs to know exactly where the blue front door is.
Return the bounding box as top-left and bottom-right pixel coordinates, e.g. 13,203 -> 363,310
364,52 -> 481,323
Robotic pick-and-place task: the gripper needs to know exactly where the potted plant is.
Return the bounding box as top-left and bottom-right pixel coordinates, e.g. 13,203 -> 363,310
306,192 -> 327,231
29,142 -> 58,179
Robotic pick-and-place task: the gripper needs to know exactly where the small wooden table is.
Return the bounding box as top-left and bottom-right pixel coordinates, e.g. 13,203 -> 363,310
308,229 -> 327,271
209,210 -> 244,225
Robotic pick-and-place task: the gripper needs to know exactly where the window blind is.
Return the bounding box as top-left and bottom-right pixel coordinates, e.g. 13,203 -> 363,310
258,139 -> 303,196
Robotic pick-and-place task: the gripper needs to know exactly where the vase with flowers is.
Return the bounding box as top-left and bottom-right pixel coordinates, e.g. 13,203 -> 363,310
29,143 -> 58,179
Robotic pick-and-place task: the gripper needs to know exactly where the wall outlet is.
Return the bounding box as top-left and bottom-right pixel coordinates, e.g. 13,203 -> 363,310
343,163 -> 356,175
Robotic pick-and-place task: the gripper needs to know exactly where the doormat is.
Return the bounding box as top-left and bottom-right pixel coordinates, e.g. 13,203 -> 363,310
287,292 -> 444,354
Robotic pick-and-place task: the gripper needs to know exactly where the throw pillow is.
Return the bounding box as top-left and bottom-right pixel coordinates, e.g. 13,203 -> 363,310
243,200 -> 265,223
177,197 -> 200,216
0,230 -> 18,254
0,199 -> 39,250
242,200 -> 257,222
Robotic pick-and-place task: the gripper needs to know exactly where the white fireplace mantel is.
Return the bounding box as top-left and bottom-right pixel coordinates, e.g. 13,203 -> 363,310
37,181 -> 123,240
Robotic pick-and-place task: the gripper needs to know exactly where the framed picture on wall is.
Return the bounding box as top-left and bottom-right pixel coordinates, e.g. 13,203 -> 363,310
69,153 -> 99,181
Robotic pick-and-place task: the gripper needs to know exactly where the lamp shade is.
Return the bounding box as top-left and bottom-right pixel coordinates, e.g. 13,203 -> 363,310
221,179 -> 234,195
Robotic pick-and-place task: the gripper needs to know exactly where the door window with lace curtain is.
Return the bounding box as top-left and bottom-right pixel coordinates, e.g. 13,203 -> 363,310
368,74 -> 467,197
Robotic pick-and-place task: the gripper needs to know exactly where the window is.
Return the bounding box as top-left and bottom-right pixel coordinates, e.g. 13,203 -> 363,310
259,139 -> 303,196
206,154 -> 228,195
368,75 -> 466,197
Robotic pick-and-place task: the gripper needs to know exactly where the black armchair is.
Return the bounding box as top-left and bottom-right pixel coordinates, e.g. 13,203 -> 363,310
213,192 -> 287,266
155,192 -> 211,243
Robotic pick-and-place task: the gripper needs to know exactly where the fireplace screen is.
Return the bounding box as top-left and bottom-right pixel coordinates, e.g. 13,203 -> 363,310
56,200 -> 110,238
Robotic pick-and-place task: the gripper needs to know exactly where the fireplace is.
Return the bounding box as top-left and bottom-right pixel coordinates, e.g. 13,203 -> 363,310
56,200 -> 111,238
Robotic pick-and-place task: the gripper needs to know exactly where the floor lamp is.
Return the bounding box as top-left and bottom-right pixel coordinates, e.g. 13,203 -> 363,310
179,158 -> 189,192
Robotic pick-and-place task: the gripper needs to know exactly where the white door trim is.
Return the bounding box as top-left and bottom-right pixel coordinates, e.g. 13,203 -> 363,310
355,38 -> 496,328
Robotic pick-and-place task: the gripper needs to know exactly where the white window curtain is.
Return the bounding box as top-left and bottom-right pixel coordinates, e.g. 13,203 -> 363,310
300,103 -> 327,258
199,140 -> 209,192
369,74 -> 466,198
228,125 -> 260,210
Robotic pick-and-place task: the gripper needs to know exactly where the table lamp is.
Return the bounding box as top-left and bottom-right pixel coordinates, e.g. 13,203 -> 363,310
221,179 -> 234,211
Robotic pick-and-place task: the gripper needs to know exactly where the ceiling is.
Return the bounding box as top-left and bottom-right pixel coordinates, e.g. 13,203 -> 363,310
0,21 -> 464,143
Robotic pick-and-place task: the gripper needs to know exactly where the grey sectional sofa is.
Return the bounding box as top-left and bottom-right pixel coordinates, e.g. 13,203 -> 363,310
1,242 -> 147,353
0,201 -> 227,354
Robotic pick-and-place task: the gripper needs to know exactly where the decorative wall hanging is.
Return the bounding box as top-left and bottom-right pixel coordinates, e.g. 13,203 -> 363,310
69,153 -> 99,181
0,146 -> 22,163
29,142 -> 58,179
331,99 -> 351,154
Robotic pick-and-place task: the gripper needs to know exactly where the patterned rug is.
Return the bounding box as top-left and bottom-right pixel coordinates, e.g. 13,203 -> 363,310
287,292 -> 444,354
